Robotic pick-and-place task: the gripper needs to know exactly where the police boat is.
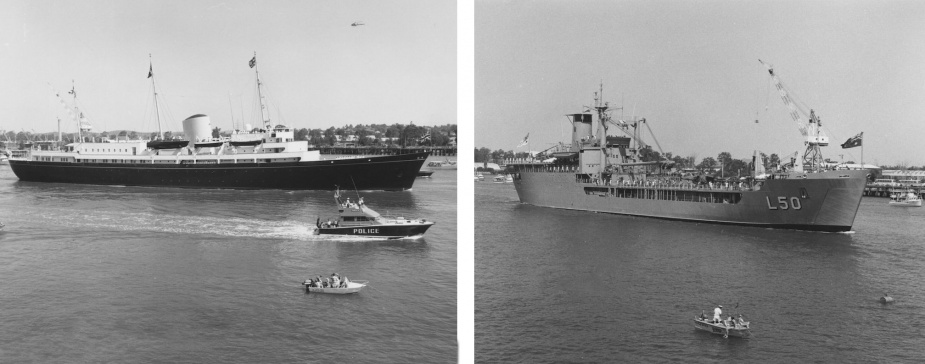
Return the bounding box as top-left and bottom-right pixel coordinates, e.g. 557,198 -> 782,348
314,190 -> 435,239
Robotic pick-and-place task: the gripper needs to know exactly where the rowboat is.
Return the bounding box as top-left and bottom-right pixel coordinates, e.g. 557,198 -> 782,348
301,279 -> 368,294
693,316 -> 751,338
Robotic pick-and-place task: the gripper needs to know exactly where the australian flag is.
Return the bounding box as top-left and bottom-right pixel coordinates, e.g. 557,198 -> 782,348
418,131 -> 431,143
840,132 -> 863,149
517,133 -> 529,147
249,55 -> 257,68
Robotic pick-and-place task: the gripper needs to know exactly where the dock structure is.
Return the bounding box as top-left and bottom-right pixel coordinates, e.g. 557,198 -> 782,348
864,184 -> 925,198
315,146 -> 456,156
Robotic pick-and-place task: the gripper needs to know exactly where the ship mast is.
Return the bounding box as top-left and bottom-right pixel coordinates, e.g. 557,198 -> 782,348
149,54 -> 163,140
251,52 -> 271,130
69,80 -> 92,143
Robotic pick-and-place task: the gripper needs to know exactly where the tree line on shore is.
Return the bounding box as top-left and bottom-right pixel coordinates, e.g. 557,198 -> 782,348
1,123 -> 457,148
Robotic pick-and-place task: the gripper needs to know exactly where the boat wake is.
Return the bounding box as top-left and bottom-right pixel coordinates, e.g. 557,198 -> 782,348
36,209 -> 324,241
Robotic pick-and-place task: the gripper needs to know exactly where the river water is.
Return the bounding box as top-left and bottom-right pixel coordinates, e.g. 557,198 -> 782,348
0,159 -> 456,363
475,180 -> 925,363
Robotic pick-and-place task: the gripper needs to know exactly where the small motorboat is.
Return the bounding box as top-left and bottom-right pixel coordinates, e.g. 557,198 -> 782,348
426,159 -> 457,170
693,315 -> 751,338
888,191 -> 922,207
315,189 -> 435,239
493,174 -> 514,183
417,170 -> 434,178
301,278 -> 368,294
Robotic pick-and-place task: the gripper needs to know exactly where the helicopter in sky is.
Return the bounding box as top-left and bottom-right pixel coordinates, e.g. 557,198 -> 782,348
351,21 -> 365,27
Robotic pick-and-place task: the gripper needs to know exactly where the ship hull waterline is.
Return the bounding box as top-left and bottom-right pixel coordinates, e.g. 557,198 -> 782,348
8,152 -> 428,191
511,168 -> 868,232
315,222 -> 434,239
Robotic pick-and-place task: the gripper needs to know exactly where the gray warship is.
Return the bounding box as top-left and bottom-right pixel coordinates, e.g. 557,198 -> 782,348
509,63 -> 868,232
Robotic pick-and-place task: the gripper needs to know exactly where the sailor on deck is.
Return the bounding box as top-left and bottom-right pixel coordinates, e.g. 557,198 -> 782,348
713,305 -> 723,323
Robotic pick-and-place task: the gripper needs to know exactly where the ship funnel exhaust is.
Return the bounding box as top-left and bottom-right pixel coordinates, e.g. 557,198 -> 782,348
182,114 -> 213,142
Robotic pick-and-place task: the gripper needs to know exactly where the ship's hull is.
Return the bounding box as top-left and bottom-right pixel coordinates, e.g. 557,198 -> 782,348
693,318 -> 751,338
316,222 -> 434,239
511,167 -> 868,232
8,152 -> 428,191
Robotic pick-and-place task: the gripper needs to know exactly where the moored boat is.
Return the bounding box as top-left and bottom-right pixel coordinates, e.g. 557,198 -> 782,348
889,190 -> 922,207
315,189 -> 435,239
417,170 -> 434,178
426,159 -> 457,170
493,174 -> 513,183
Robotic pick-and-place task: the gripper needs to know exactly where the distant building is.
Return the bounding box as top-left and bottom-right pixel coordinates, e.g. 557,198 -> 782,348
882,170 -> 925,183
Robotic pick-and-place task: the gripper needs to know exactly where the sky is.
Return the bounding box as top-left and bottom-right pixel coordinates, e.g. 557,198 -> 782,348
0,0 -> 456,136
475,0 -> 925,167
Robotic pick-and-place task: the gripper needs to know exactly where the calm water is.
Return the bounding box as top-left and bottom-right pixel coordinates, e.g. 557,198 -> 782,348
0,159 -> 456,363
475,181 -> 925,363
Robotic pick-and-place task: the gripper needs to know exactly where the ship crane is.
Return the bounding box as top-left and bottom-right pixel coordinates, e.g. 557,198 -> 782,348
759,59 -> 828,172
586,96 -> 671,169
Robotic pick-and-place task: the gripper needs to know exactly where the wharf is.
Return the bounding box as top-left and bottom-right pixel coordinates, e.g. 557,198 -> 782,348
864,184 -> 924,197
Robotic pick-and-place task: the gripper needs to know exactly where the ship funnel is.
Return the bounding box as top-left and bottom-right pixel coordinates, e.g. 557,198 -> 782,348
182,114 -> 213,142
569,113 -> 593,151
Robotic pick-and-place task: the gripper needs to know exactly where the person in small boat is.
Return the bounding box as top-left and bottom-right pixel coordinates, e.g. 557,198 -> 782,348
331,274 -> 340,288
736,314 -> 746,327
699,310 -> 706,320
358,197 -> 364,206
713,305 -> 723,323
341,277 -> 350,288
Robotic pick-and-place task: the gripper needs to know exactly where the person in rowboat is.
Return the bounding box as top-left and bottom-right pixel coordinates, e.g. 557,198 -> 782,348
713,305 -> 723,323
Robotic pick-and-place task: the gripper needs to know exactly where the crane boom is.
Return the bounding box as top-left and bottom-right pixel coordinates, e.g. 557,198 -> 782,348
758,59 -> 828,147
759,59 -> 807,137
758,59 -> 830,172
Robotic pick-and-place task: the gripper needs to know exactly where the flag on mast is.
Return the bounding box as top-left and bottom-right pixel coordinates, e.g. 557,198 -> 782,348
147,63 -> 153,78
517,133 -> 529,147
249,55 -> 257,68
840,132 -> 863,149
418,131 -> 431,143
